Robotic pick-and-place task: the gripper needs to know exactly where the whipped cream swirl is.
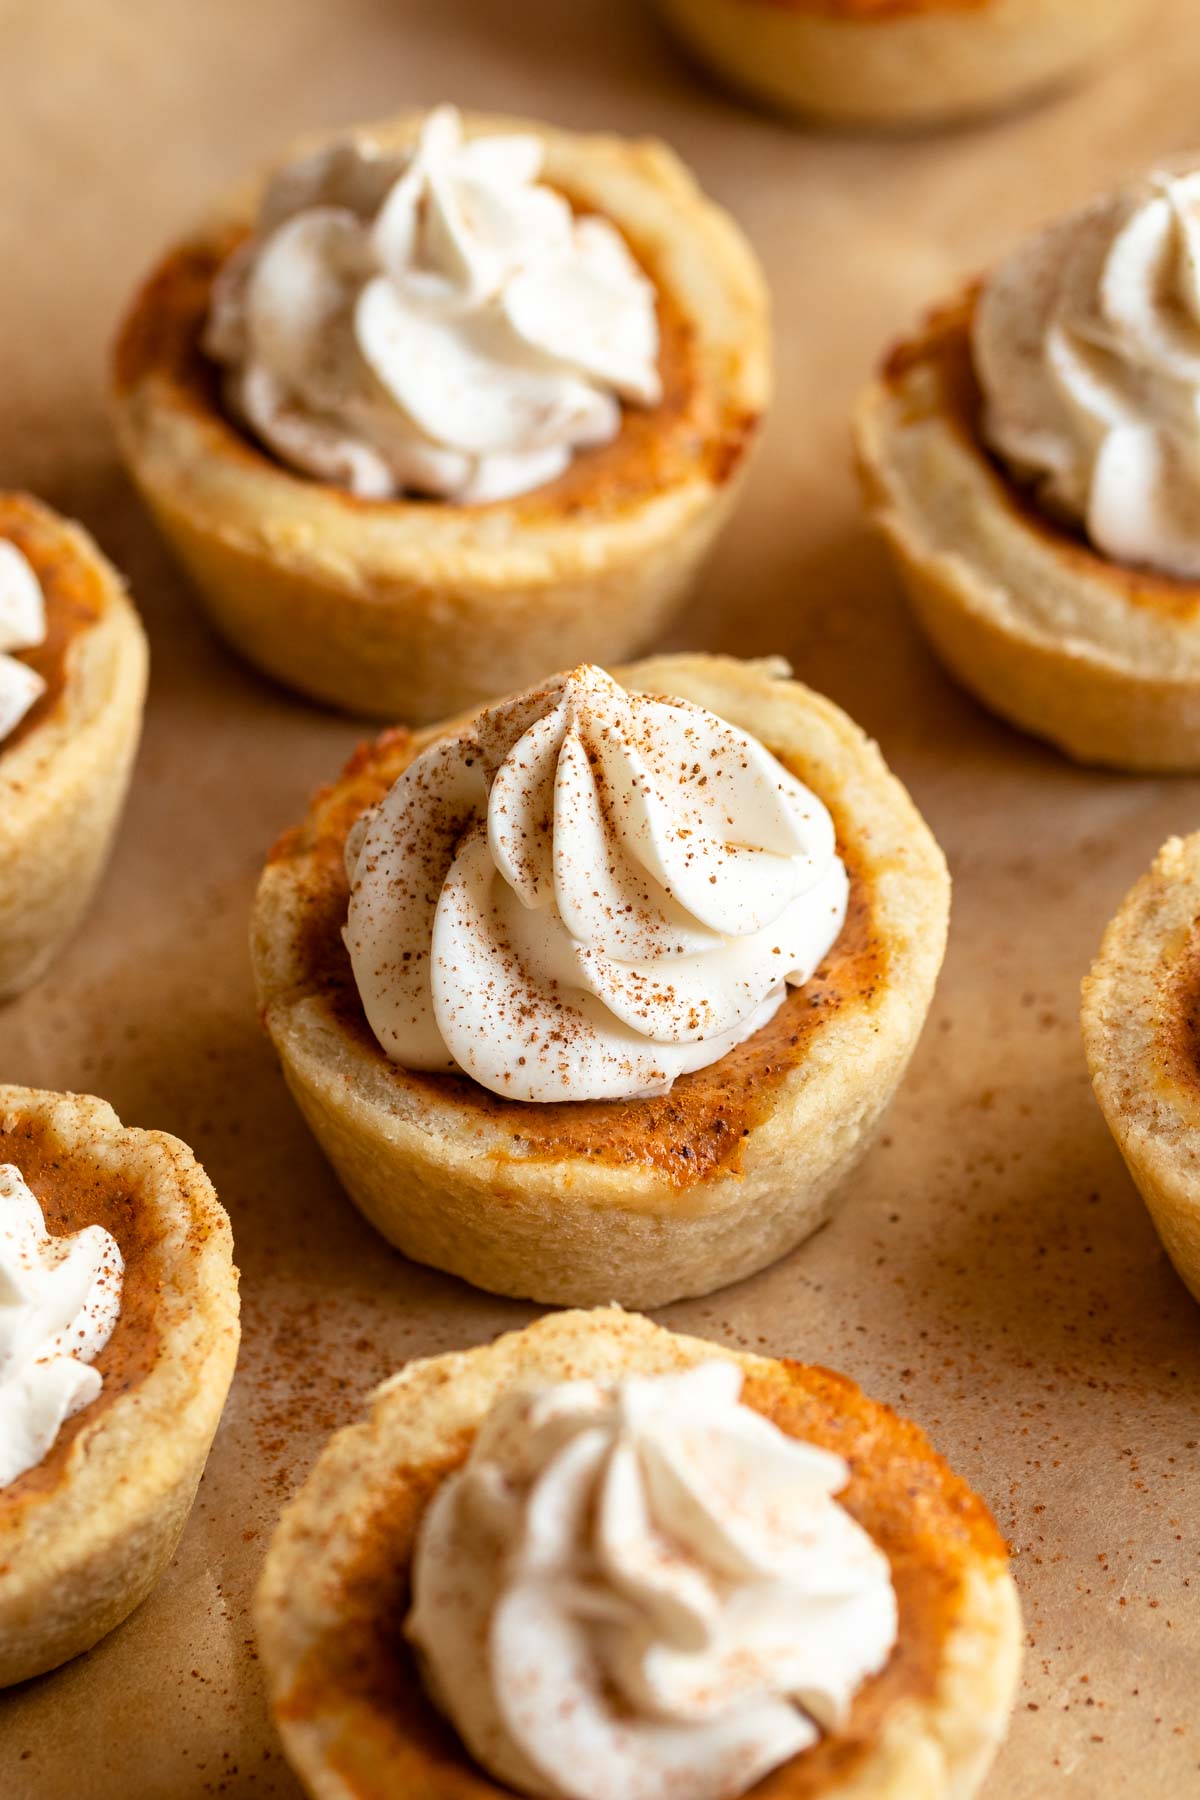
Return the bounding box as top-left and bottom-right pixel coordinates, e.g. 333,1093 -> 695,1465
974,166 -> 1200,578
0,1164 -> 123,1489
204,106 -> 661,504
0,541 -> 47,745
407,1360 -> 898,1800
344,665 -> 848,1104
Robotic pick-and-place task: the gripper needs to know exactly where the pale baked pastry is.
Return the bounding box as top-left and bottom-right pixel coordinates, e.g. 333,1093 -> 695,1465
654,0 -> 1148,129
256,1307 -> 1022,1800
251,652 -> 950,1308
0,1085 -> 239,1686
110,108 -> 769,724
1082,833 -> 1200,1304
0,494 -> 147,998
856,165 -> 1200,772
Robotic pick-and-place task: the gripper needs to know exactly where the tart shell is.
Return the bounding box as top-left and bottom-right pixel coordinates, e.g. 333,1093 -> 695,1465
1082,833 -> 1200,1304
0,495 -> 148,998
0,1086 -> 240,1686
654,0 -> 1146,130
255,1307 -> 1022,1800
251,653 -> 950,1309
110,113 -> 770,725
855,296 -> 1200,773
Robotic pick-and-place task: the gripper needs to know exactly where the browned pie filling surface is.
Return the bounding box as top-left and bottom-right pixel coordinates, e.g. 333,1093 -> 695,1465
739,0 -> 991,15
0,1115 -> 162,1533
882,293 -> 1200,624
269,728 -> 886,1190
0,494 -> 104,758
1153,919 -> 1200,1099
113,197 -> 757,520
275,1359 -> 1006,1800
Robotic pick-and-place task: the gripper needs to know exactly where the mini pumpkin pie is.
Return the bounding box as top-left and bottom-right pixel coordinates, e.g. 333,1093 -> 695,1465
856,162 -> 1200,773
0,493 -> 147,998
256,1306 -> 1021,1800
252,651 -> 949,1308
654,0 -> 1149,130
0,1084 -> 239,1686
1081,833 -> 1200,1304
110,106 -> 769,725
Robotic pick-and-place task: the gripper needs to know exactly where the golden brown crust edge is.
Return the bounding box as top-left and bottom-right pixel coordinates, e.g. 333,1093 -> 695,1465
255,1308 -> 1022,1800
0,1086 -> 241,1686
854,301 -> 1200,773
110,113 -> 771,724
1082,834 -> 1200,1305
654,0 -> 1146,128
0,498 -> 148,997
251,653 -> 950,1309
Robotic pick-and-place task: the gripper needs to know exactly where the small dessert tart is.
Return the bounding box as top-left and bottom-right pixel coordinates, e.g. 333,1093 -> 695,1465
252,652 -> 949,1308
1082,833 -> 1200,1304
111,107 -> 769,724
856,164 -> 1200,772
0,493 -> 147,998
654,0 -> 1148,130
256,1307 -> 1022,1800
0,1084 -> 240,1686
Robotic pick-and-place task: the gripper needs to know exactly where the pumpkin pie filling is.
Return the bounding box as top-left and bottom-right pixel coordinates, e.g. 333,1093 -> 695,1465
273,1359 -> 1001,1800
268,727 -> 885,1189
881,295 -> 1200,626
0,1114 -> 161,1524
0,494 -> 104,757
113,203 -> 756,526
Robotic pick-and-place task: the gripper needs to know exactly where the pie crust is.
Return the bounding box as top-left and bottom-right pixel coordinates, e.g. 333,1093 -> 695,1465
255,1307 -> 1022,1800
854,293 -> 1200,773
110,112 -> 770,725
0,494 -> 148,998
251,652 -> 950,1308
0,1084 -> 240,1686
653,0 -> 1145,128
1082,833 -> 1200,1304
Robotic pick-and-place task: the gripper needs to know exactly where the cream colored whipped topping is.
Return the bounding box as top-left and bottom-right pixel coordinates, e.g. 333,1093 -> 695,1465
0,540 -> 47,744
204,106 -> 661,504
974,166 -> 1200,579
344,665 -> 848,1103
0,1164 -> 123,1489
407,1360 -> 898,1800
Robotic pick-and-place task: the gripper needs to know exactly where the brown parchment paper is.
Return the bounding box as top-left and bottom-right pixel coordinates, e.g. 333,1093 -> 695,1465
2,1 -> 1199,1793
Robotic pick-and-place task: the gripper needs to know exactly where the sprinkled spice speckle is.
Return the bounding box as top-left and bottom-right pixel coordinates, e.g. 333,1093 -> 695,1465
275,702 -> 883,1186
343,666 -> 851,1106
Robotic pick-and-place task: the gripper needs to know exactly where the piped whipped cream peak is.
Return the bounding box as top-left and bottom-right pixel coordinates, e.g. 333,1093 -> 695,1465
407,1359 -> 898,1800
204,105 -> 662,505
344,665 -> 848,1104
0,1164 -> 123,1489
0,540 -> 47,745
974,164 -> 1200,579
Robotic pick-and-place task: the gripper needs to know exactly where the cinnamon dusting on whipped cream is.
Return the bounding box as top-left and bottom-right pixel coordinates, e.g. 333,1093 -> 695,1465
343,666 -> 848,1103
